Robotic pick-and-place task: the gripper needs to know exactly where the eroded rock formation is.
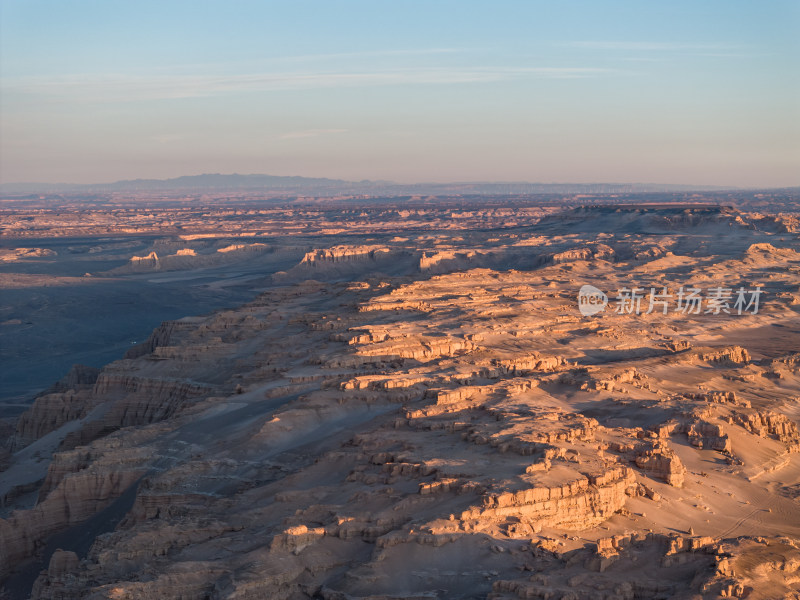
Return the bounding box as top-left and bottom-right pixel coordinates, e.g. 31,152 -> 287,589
1,203 -> 799,599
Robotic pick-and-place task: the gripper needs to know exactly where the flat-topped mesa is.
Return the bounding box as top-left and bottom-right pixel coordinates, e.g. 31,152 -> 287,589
418,249 -> 499,273
493,353 -> 566,374
354,336 -> 477,362
300,245 -> 392,265
323,336 -> 475,369
269,524 -> 326,554
128,251 -> 160,270
338,374 -> 429,391
435,385 -> 492,405
487,409 -> 599,445
359,298 -> 434,313
455,408 -> 599,458
216,242 -> 267,254
460,465 -> 635,532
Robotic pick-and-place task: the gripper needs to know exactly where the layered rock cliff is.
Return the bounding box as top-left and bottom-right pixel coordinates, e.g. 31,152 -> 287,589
2,207 -> 799,599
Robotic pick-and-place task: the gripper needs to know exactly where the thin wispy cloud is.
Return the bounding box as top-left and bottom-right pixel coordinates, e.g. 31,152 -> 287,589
280,129 -> 348,140
498,67 -> 611,78
564,41 -> 742,52
2,66 -> 614,103
560,40 -> 751,58
693,52 -> 769,59
3,70 -> 501,102
150,48 -> 470,75
277,48 -> 464,63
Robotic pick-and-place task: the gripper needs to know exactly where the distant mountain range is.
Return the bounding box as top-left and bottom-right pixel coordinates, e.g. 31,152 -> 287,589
0,173 -> 737,196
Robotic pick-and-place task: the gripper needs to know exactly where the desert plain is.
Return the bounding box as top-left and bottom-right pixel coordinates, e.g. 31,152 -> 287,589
1,191 -> 799,599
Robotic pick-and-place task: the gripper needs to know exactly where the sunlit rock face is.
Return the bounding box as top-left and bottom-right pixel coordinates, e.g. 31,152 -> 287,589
1,200 -> 799,599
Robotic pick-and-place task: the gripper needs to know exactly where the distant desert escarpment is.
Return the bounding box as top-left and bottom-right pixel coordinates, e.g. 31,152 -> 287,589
1,198 -> 800,599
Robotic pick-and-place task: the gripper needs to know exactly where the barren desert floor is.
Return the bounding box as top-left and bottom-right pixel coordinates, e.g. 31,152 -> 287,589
1,198 -> 799,599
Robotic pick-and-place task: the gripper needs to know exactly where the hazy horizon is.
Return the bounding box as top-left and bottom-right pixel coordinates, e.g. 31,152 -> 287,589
0,171 -> 768,188
0,173 -> 776,196
1,0 -> 799,187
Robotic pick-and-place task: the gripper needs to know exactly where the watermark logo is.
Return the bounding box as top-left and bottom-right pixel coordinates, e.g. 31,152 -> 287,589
578,284 -> 608,316
577,284 -> 763,316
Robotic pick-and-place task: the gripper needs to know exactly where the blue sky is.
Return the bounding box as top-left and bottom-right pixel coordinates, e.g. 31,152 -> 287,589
1,0 -> 798,186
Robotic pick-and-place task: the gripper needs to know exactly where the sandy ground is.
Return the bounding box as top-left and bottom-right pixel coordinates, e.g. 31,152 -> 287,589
1,202 -> 799,599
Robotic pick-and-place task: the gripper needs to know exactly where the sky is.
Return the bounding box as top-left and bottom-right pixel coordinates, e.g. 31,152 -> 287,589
1,0 -> 798,187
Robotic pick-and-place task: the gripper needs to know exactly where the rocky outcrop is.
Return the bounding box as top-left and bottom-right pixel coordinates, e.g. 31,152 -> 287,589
494,353 -> 566,374
37,364 -> 101,396
491,532 -> 720,599
684,420 -> 731,452
562,367 -> 648,392
3,204 -> 800,599
419,249 -> 492,273
0,464 -> 145,579
107,243 -> 274,275
92,372 -> 208,398
301,245 -> 393,265
338,375 -> 429,391
129,251 -> 160,270
732,411 -> 800,447
56,380 -> 210,451
125,320 -> 195,359
14,389 -> 96,447
12,365 -> 103,447
699,346 -> 751,366
47,549 -> 80,578
356,337 -> 476,362
634,445 -> 686,487
683,390 -> 748,407
217,242 -> 268,254
326,336 -> 476,368
548,243 -> 614,264
0,247 -> 57,262
461,466 -> 635,531
13,368 -> 215,454
435,385 -> 492,405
